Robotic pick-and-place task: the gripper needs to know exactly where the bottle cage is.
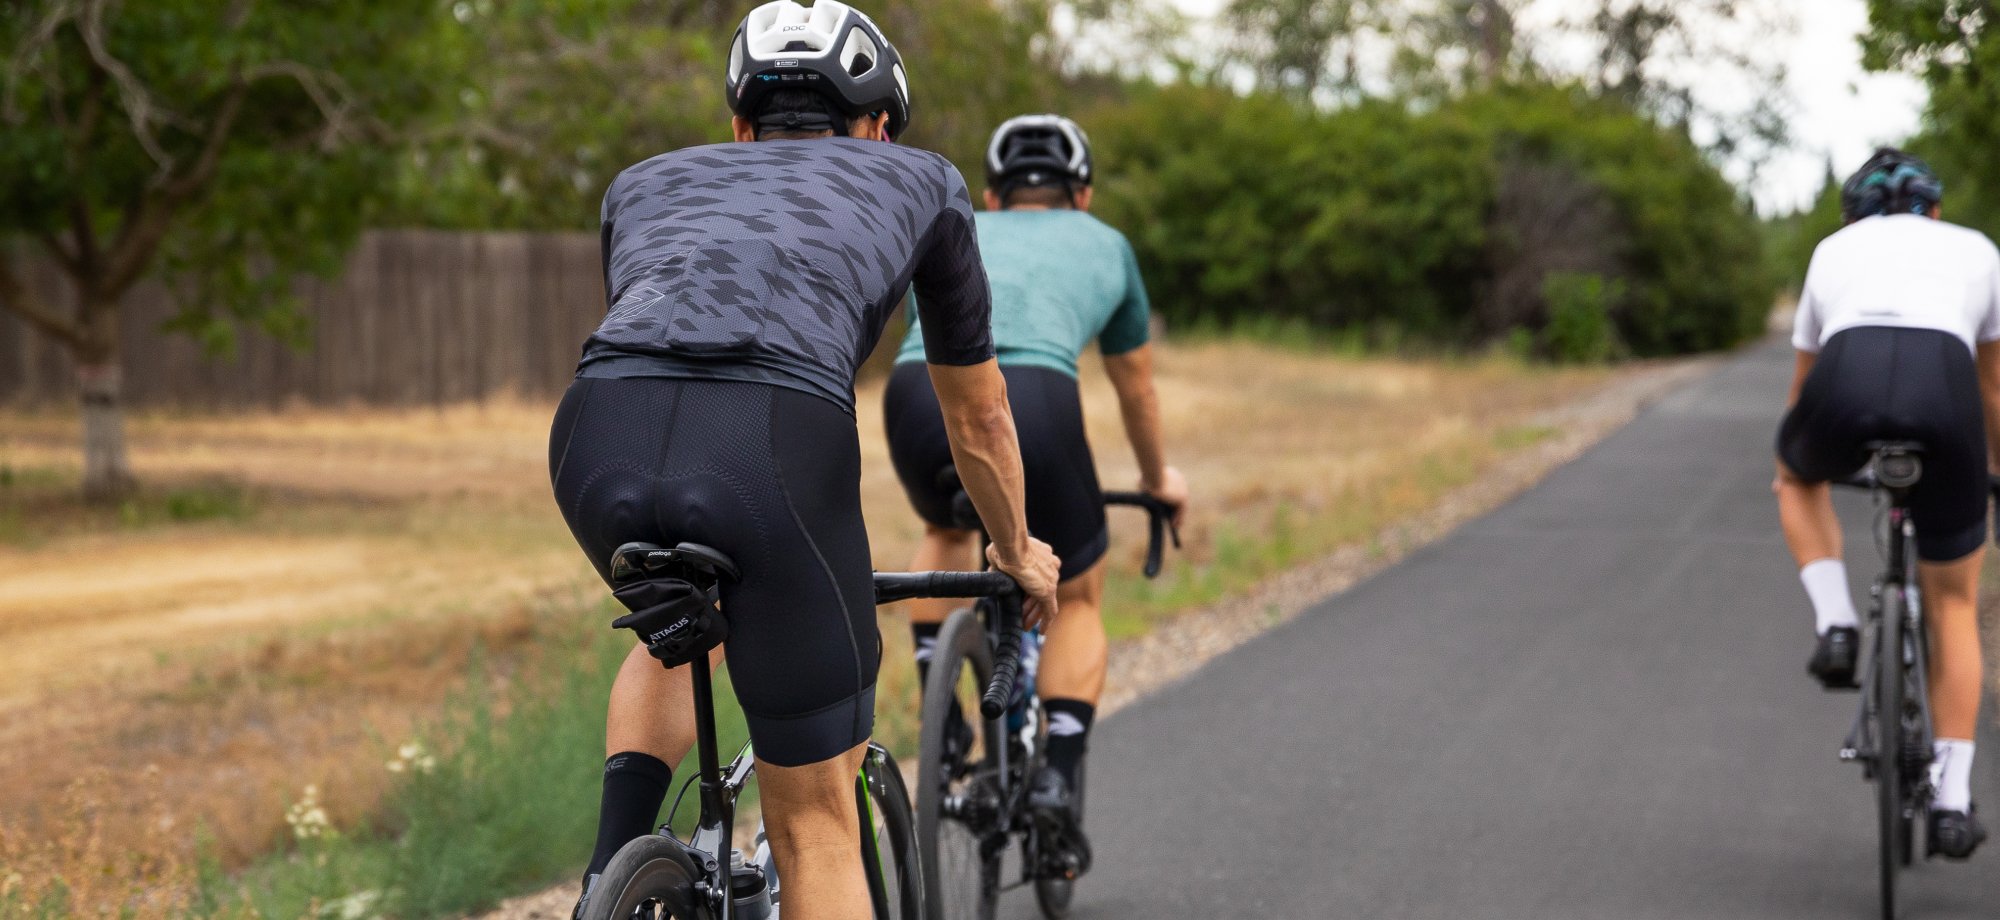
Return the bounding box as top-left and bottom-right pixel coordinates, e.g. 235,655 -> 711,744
609,542 -> 737,668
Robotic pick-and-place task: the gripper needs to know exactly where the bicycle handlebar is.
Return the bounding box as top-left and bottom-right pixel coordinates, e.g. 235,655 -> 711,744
981,593 -> 1026,720
876,491 -> 1181,721
871,569 -> 1026,720
871,570 -> 1019,605
1102,491 -> 1182,579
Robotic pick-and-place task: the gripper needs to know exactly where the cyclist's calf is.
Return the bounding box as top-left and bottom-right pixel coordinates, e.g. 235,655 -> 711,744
757,742 -> 873,920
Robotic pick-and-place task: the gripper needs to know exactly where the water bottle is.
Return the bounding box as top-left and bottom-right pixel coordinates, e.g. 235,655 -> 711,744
730,849 -> 774,920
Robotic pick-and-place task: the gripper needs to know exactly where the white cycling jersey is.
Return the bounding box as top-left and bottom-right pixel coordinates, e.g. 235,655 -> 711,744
1794,214 -> 2000,355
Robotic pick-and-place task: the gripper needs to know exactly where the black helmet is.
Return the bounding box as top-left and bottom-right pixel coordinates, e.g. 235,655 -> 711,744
1841,147 -> 1944,221
985,114 -> 1093,199
726,1 -> 911,139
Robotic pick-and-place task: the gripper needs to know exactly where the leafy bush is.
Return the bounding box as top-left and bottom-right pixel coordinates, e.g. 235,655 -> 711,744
1540,272 -> 1623,363
1085,81 -> 1769,357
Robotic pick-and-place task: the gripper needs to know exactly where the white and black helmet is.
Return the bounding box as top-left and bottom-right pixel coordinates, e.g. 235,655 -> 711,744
985,114 -> 1093,195
726,1 -> 912,139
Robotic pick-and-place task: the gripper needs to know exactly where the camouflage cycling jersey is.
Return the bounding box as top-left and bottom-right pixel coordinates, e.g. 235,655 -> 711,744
583,137 -> 995,411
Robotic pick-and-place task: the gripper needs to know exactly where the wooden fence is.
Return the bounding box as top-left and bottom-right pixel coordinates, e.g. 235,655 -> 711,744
0,230 -> 608,409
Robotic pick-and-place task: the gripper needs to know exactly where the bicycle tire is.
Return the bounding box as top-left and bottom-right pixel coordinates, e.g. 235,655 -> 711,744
579,833 -> 706,920
918,607 -> 1002,920
1034,875 -> 1074,919
1898,584 -> 1933,870
861,745 -> 926,920
1876,586 -> 1905,920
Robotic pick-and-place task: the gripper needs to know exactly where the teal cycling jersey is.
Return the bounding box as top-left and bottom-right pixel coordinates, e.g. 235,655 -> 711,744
895,209 -> 1150,377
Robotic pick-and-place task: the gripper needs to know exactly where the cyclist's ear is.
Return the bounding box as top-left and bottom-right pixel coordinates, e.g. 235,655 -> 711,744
731,116 -> 757,143
1929,203 -> 1943,220
1073,186 -> 1094,213
982,188 -> 1003,212
852,111 -> 892,142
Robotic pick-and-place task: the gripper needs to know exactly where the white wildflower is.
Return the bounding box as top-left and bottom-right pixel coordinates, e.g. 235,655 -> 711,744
284,784 -> 333,840
386,739 -> 437,776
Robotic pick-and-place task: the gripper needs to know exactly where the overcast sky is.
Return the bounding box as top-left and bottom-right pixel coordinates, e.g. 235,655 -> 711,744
1154,0 -> 1928,213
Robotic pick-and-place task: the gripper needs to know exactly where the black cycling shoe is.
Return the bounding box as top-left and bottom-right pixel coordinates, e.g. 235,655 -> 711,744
571,874 -> 601,920
1928,806 -> 1988,861
1808,626 -> 1860,690
1028,766 -> 1093,879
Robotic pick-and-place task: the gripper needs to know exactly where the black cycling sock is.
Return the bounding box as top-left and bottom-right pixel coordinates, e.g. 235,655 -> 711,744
1042,698 -> 1096,787
911,621 -> 942,686
585,752 -> 674,880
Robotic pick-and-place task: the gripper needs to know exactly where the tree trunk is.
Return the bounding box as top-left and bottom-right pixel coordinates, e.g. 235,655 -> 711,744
72,283 -> 135,503
78,361 -> 134,501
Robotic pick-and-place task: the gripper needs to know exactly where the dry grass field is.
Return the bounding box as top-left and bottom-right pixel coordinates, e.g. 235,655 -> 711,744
0,341 -> 1624,912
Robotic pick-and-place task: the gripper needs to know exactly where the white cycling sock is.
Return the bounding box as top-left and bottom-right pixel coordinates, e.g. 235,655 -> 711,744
1800,559 -> 1859,635
1932,739 -> 1976,813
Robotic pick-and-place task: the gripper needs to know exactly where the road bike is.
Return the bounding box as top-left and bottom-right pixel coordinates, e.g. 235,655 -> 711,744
1834,442 -> 1935,920
582,541 -> 1023,920
915,487 -> 1179,920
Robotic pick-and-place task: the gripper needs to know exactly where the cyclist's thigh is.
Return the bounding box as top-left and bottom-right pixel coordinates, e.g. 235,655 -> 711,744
1002,365 -> 1108,581
1777,328 -> 1887,482
1890,329 -> 1988,563
717,385 -> 880,769
881,361 -> 960,529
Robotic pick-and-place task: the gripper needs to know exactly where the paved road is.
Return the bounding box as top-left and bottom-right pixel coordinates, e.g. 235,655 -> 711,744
1022,340 -> 2000,919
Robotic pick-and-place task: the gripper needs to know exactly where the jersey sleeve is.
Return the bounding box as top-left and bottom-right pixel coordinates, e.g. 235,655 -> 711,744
598,180 -> 620,309
1792,248 -> 1826,353
908,168 -> 996,366
1977,239 -> 2000,344
1099,235 -> 1153,357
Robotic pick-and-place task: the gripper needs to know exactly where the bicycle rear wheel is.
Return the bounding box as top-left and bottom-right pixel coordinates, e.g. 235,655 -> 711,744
579,834 -> 705,920
1875,587 -> 1906,920
1034,875 -> 1074,919
918,607 -> 1003,920
860,744 -> 925,920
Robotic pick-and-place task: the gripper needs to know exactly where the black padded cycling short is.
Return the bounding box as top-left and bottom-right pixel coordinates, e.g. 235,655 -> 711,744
549,377 -> 877,767
883,362 -> 1108,580
1778,326 -> 1989,562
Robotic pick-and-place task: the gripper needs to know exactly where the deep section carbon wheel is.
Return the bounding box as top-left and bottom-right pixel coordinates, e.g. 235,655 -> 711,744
578,834 -> 705,920
860,744 -> 925,920
918,607 -> 1003,920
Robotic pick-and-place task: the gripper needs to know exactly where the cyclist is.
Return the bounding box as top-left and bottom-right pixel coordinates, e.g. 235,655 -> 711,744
548,4 -> 1060,918
884,113 -> 1189,871
1775,147 -> 2000,859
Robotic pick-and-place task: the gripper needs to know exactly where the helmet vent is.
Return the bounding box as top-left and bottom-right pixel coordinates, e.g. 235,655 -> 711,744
840,26 -> 880,78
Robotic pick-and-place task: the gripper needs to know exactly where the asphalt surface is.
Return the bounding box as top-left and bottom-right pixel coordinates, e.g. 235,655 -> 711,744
1022,339 -> 2000,919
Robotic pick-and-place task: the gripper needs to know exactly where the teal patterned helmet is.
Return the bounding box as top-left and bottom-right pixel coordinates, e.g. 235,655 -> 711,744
1841,148 -> 1943,221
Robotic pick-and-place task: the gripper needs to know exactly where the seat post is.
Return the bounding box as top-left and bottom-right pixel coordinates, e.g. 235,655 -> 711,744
689,651 -> 731,874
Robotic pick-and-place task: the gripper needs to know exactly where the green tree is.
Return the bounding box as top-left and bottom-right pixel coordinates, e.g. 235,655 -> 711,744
1863,0 -> 2000,233
1223,0 -> 1379,102
395,0 -> 1075,232
0,0 -> 447,498
1572,0 -> 1792,181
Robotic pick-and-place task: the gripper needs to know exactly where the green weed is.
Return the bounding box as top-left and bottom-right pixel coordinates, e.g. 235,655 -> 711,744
192,613 -> 749,919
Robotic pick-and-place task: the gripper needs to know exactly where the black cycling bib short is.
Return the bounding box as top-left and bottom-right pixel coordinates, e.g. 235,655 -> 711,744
553,138 -> 995,767
883,362 -> 1109,580
1778,326 -> 1988,562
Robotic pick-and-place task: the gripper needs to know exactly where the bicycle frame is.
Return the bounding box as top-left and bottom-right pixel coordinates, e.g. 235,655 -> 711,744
1841,492 -> 1935,783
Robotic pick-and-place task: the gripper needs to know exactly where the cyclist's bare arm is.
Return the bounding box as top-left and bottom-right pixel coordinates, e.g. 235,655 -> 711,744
928,359 -> 1061,623
1978,341 -> 2000,474
1103,344 -> 1187,525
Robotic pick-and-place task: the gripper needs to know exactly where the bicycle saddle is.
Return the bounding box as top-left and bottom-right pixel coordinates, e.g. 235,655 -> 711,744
610,541 -> 741,586
934,465 -> 982,530
1865,441 -> 1925,490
